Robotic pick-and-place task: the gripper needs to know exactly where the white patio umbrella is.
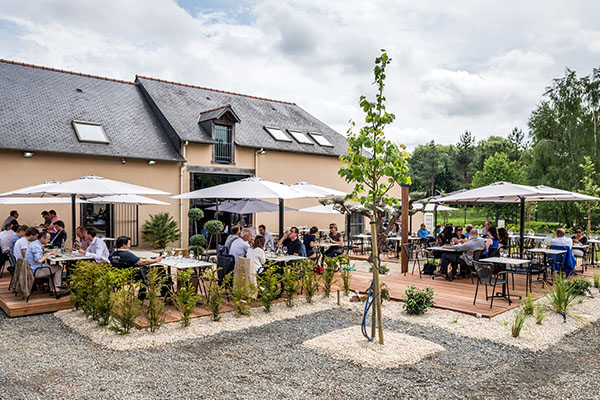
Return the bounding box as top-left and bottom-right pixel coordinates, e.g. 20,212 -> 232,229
0,175 -> 170,241
298,204 -> 343,214
87,194 -> 170,206
434,181 -> 600,255
171,177 -> 313,200
0,197 -> 86,204
290,182 -> 347,197
412,203 -> 457,212
205,199 -> 296,213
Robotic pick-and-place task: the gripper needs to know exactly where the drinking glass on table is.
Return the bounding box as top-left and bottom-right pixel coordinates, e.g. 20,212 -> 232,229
282,246 -> 287,255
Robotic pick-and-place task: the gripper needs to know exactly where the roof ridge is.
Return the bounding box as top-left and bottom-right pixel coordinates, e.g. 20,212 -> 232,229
0,59 -> 138,86
200,104 -> 232,114
136,75 -> 296,105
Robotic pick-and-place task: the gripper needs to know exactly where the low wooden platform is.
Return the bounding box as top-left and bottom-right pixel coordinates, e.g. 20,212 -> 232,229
0,275 -> 73,317
345,267 -> 596,318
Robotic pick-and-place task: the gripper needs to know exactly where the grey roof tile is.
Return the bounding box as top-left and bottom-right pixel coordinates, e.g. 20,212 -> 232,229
0,60 -> 184,162
136,76 -> 348,157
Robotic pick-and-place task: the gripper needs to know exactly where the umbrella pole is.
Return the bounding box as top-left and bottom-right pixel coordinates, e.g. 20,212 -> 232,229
279,198 -> 284,237
434,204 -> 438,228
71,193 -> 76,246
519,197 -> 525,258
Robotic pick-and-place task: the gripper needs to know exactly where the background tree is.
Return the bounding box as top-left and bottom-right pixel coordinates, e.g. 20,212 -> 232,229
456,130 -> 475,188
339,50 -> 411,345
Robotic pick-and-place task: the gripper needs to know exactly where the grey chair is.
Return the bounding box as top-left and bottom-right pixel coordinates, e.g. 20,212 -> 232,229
473,261 -> 511,308
402,243 -> 428,278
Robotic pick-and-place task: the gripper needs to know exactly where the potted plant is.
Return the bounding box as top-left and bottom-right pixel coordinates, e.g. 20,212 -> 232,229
141,212 -> 181,250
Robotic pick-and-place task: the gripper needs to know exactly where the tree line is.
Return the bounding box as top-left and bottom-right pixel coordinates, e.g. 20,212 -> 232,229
408,67 -> 600,228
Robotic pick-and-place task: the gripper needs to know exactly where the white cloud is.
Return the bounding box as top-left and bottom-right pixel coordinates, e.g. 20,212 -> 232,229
0,0 -> 598,151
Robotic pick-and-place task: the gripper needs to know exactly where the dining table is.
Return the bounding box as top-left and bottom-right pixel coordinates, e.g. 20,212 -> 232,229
478,256 -> 529,303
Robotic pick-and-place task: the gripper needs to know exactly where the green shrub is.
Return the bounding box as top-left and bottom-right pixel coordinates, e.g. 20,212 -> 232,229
69,261 -> 116,326
402,286 -> 434,315
535,301 -> 547,325
522,292 -> 534,316
594,273 -> 600,289
190,234 -> 207,248
188,245 -> 205,259
230,273 -> 257,316
511,310 -> 527,337
565,278 -> 592,296
92,265 -> 118,327
204,269 -> 224,321
188,208 -> 204,235
369,262 -> 389,275
142,267 -> 166,332
172,269 -> 201,327
549,273 -> 578,318
380,283 -> 390,302
204,220 -> 224,234
340,268 -> 352,296
300,260 -> 320,304
281,264 -> 301,307
142,212 -> 181,249
257,263 -> 281,312
110,268 -> 142,335
322,256 -> 338,298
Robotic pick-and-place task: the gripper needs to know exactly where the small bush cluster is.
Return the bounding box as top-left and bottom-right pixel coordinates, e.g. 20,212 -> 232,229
300,259 -> 320,304
564,278 -> 592,296
257,263 -> 281,312
172,269 -> 201,327
402,286 -> 434,315
322,256 -> 338,297
229,273 -> 257,316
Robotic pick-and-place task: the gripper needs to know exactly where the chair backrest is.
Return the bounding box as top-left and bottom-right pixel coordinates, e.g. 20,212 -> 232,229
8,251 -> 17,269
111,262 -> 133,270
300,243 -> 307,257
549,245 -> 567,266
217,254 -> 235,285
472,249 -> 483,262
402,243 -> 413,258
12,258 -> 34,298
217,244 -> 229,256
473,261 -> 493,284
487,247 -> 499,258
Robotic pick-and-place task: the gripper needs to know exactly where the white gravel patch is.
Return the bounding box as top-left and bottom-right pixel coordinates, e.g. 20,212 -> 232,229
303,325 -> 445,369
351,260 -> 404,275
55,295 -> 339,351
346,292 -> 600,352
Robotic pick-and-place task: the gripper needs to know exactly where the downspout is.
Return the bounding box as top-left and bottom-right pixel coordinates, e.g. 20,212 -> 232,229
180,141 -> 189,248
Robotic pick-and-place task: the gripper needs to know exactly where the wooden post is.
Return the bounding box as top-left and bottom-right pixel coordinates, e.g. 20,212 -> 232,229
401,186 -> 409,274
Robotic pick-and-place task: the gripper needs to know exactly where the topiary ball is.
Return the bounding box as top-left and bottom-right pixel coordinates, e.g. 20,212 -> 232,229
189,234 -> 207,247
204,219 -> 224,234
188,208 -> 204,220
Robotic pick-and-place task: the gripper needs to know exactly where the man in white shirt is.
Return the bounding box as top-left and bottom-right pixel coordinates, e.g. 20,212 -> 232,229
229,228 -> 252,261
258,224 -> 274,251
78,226 -> 109,262
551,228 -> 573,248
0,223 -> 17,253
224,226 -> 241,250
14,227 -> 38,260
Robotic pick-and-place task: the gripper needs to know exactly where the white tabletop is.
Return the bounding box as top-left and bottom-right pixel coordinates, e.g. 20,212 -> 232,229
49,253 -> 94,262
529,248 -> 567,255
265,254 -> 306,263
130,250 -> 162,259
157,256 -> 214,270
317,242 -> 341,249
479,257 -> 529,265
427,246 -> 458,252
387,237 -> 403,242
353,234 -> 372,239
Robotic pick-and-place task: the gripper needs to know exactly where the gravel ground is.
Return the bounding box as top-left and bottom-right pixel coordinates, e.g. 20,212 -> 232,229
3,303 -> 600,399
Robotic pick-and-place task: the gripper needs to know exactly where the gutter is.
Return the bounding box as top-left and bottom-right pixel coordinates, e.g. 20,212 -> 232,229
180,140 -> 189,247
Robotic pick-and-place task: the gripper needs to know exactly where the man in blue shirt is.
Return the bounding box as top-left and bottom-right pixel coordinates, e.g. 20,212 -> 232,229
417,224 -> 431,239
24,230 -> 65,293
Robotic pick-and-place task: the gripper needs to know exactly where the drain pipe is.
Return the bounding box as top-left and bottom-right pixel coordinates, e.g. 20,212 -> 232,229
179,141 -> 189,248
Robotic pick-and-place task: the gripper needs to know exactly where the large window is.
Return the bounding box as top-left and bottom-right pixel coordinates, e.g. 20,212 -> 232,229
214,124 -> 233,163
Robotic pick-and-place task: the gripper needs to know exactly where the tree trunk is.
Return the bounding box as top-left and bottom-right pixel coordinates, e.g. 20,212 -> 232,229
370,215 -> 384,344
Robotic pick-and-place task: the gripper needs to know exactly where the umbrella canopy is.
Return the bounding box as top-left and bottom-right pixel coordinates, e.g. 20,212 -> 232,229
0,181 -> 63,197
87,194 -> 170,206
412,203 -> 457,212
298,204 -> 343,214
0,197 -> 86,204
290,182 -> 347,197
171,177 -> 313,200
205,199 -> 296,213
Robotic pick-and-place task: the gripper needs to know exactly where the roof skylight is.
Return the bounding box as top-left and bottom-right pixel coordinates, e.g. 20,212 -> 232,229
72,121 -> 109,144
308,132 -> 333,147
288,130 -> 313,145
264,127 -> 292,142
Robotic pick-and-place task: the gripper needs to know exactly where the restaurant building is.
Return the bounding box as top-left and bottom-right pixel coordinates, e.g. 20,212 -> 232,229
0,59 -> 414,247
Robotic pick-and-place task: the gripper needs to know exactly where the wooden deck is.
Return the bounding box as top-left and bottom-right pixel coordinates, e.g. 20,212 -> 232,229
0,275 -> 73,317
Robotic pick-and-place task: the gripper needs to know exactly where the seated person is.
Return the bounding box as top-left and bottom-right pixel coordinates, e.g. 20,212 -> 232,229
303,226 -> 319,258
73,225 -> 91,251
14,227 -> 38,260
109,236 -> 163,267
0,222 -> 17,253
324,223 -> 344,258
481,220 -> 493,237
49,220 -> 67,248
417,223 -> 431,239
24,230 -> 67,294
9,224 -> 27,256
230,228 -> 253,261
551,228 -> 572,248
483,226 -> 499,258
463,224 -> 473,239
224,226 -> 241,250
41,211 -> 51,228
246,235 -> 266,272
498,227 -> 509,250
572,227 -> 588,257
434,224 -> 442,236
435,225 -> 453,246
78,226 -> 109,262
277,226 -> 303,256
258,224 -> 274,251
436,228 -> 486,279
451,226 -> 466,244
389,223 -> 400,237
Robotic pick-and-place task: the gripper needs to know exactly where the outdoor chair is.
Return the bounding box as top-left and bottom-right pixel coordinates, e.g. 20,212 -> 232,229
506,256 -> 546,293
486,247 -> 499,258
402,243 -> 428,278
0,250 -> 8,278
472,260 -> 511,309
548,245 -> 568,276
7,251 -> 17,290
216,254 -> 235,286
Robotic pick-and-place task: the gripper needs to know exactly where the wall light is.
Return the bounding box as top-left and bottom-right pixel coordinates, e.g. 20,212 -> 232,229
23,151 -> 34,158
148,160 -> 156,165
121,158 -> 127,164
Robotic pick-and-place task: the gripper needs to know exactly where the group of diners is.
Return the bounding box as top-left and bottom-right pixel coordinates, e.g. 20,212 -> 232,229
221,222 -> 344,273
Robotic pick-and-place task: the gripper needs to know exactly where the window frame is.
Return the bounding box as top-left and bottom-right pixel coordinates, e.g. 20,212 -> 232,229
308,132 -> 334,147
264,126 -> 292,142
72,120 -> 110,144
212,122 -> 235,164
287,129 -> 314,145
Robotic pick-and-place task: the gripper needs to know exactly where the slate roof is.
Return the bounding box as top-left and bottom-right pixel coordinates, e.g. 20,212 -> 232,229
0,60 -> 184,162
136,76 -> 348,157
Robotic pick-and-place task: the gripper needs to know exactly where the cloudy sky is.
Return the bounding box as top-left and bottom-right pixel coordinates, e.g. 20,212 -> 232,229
1,0 -> 598,150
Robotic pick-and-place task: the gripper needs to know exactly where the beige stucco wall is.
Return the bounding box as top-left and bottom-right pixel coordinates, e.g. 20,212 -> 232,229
0,150 -> 179,248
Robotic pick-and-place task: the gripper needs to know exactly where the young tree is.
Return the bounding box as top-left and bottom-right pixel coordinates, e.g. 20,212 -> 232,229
579,156 -> 599,236
456,131 -> 475,188
339,50 -> 411,344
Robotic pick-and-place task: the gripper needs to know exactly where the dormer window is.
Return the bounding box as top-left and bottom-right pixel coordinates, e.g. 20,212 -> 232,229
214,124 -> 233,163
72,121 -> 109,144
198,105 -> 240,165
